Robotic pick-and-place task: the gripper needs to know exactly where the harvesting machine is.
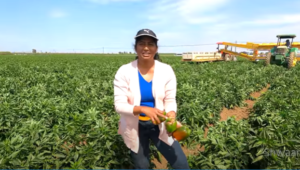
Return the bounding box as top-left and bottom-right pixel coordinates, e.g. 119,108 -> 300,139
217,42 -> 267,62
181,37 -> 300,64
265,34 -> 299,69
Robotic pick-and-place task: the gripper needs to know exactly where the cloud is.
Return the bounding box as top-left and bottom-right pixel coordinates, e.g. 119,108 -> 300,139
49,9 -> 68,18
84,0 -> 141,5
143,0 -> 300,43
240,14 -> 300,26
233,24 -> 300,42
152,18 -> 300,53
138,0 -> 232,51
147,0 -> 230,25
199,13 -> 300,40
176,0 -> 229,24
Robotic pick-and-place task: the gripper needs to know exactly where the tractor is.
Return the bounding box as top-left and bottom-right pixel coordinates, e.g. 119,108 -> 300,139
265,34 -> 298,69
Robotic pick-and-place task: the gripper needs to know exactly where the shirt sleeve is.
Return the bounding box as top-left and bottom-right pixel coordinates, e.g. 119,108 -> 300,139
164,65 -> 177,113
113,65 -> 135,116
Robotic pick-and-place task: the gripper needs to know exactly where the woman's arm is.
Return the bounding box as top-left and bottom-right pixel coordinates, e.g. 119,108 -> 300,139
114,66 -> 139,116
164,65 -> 177,115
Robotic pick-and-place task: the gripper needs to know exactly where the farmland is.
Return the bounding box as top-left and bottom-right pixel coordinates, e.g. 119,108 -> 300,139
0,53 -> 300,169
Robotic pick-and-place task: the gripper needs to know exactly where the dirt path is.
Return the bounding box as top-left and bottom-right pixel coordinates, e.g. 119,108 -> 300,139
152,84 -> 270,169
220,84 -> 270,121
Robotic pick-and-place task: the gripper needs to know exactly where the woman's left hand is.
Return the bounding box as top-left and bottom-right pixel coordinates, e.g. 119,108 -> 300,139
166,111 -> 182,136
166,111 -> 176,119
166,121 -> 183,137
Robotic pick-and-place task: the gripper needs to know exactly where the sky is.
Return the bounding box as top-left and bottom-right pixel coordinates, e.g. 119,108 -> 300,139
0,0 -> 300,53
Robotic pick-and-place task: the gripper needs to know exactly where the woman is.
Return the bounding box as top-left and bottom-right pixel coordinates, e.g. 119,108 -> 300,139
113,28 -> 189,169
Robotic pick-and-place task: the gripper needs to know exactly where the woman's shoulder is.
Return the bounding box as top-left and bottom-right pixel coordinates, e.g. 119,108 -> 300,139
155,60 -> 174,72
115,60 -> 137,74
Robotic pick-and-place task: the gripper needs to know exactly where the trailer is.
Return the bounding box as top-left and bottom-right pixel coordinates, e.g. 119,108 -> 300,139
181,51 -> 225,62
181,42 -> 237,63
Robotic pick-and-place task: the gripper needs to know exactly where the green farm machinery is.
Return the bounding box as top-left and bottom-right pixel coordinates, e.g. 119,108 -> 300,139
265,34 -> 298,69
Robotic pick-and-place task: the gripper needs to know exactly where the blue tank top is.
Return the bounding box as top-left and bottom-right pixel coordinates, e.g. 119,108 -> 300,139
138,71 -> 155,116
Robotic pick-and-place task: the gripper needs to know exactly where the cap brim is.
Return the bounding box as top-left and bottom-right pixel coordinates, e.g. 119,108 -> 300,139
134,34 -> 158,40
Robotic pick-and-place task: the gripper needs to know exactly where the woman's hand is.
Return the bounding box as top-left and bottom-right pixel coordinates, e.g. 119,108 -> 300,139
141,107 -> 166,124
165,111 -> 182,136
166,111 -> 176,119
166,121 -> 183,137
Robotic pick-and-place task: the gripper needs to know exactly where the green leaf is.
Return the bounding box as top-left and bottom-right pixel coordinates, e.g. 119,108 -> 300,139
219,151 -> 228,156
74,152 -> 79,161
53,153 -> 66,158
217,164 -> 227,169
9,150 -> 21,159
256,148 -> 265,156
252,155 -> 264,164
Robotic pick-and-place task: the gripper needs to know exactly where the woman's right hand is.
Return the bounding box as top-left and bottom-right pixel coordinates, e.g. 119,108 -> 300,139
141,107 -> 166,124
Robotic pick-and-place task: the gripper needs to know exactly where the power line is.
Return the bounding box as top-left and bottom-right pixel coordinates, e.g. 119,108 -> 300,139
61,43 -> 219,51
159,43 -> 217,47
67,42 -> 271,50
13,41 -> 274,52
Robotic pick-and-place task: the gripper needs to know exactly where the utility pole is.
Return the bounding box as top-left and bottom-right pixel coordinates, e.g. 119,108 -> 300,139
103,47 -> 104,54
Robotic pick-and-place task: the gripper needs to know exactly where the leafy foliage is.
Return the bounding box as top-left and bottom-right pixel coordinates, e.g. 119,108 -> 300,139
248,64 -> 300,169
0,54 -> 299,168
188,117 -> 251,169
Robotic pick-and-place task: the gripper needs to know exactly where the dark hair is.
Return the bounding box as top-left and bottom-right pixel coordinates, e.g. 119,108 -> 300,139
134,36 -> 162,62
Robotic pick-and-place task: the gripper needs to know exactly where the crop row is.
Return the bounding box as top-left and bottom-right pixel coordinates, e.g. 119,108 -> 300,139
0,54 -> 299,169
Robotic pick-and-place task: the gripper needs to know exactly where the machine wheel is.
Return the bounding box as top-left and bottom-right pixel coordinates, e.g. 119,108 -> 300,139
288,52 -> 297,69
265,52 -> 271,66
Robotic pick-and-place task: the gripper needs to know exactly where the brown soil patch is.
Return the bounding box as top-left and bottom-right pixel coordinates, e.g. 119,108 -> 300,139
220,84 -> 270,121
152,84 -> 270,169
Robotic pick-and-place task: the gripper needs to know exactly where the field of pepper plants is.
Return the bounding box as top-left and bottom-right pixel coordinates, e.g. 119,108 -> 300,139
0,53 -> 300,169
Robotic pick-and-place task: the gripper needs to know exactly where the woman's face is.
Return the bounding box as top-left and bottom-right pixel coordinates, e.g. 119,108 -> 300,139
135,36 -> 158,61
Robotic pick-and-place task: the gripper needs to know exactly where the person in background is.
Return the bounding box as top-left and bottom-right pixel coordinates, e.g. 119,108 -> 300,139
113,28 -> 189,169
286,39 -> 290,47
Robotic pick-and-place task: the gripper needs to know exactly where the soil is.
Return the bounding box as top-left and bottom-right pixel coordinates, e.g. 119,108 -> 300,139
220,84 -> 270,121
151,84 -> 270,169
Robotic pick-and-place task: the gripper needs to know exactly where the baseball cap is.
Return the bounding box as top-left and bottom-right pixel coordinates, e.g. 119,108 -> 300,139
134,29 -> 159,41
